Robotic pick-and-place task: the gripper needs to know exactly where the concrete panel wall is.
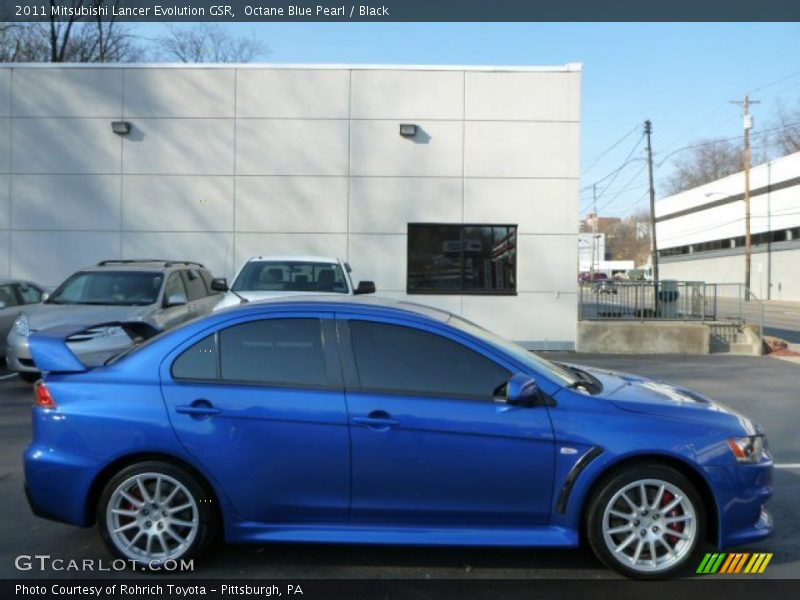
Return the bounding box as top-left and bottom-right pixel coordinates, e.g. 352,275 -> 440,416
237,69 -> 349,119
12,175 -> 120,231
661,247 -> 800,302
3,65 -> 580,348
12,68 -> 122,118
351,70 -> 464,119
0,69 -> 11,117
236,119 -> 348,176
122,176 -> 234,232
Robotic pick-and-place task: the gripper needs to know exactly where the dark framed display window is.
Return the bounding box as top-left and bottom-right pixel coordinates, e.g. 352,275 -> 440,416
407,223 -> 517,295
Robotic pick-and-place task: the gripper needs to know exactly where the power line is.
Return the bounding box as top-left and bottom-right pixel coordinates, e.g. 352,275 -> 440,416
580,124 -> 641,175
580,132 -> 645,194
654,120 -> 800,169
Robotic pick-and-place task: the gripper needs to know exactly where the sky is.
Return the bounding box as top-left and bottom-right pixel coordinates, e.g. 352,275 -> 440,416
142,22 -> 800,218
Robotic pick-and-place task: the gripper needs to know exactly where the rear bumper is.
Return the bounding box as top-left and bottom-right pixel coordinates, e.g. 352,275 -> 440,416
705,460 -> 773,548
24,443 -> 98,527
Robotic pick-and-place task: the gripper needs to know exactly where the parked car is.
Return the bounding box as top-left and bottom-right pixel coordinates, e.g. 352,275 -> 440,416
593,279 -> 618,294
6,260 -> 221,382
24,297 -> 772,578
579,271 -> 608,283
213,255 -> 376,311
0,279 -> 48,354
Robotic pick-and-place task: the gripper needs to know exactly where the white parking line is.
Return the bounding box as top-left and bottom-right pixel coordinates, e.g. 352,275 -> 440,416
775,464 -> 800,469
0,373 -> 18,380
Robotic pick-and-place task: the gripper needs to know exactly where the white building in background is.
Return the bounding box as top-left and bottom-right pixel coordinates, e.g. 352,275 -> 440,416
577,233 -> 634,276
0,63 -> 582,348
656,151 -> 800,301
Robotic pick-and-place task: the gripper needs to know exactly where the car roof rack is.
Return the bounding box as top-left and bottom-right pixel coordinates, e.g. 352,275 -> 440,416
96,259 -> 206,268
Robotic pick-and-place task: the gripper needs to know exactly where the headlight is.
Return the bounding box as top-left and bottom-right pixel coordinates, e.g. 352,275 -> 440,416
94,325 -> 127,339
728,436 -> 766,463
12,314 -> 29,337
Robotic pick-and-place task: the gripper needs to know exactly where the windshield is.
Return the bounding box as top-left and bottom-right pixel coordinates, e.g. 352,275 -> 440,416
448,314 -> 579,387
232,261 -> 349,294
47,271 -> 163,306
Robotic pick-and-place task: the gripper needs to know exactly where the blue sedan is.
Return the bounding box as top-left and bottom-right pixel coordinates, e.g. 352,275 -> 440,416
24,297 -> 772,578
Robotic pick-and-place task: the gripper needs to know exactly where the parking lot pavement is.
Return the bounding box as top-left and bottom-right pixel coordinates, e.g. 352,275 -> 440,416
0,355 -> 797,580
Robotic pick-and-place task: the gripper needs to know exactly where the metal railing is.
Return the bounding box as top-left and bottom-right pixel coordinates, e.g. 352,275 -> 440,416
578,280 -> 765,336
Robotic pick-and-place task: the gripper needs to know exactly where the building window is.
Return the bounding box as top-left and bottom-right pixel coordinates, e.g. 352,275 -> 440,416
407,223 -> 517,295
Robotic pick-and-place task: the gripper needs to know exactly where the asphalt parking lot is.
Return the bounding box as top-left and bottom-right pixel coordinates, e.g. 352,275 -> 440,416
0,354 -> 798,580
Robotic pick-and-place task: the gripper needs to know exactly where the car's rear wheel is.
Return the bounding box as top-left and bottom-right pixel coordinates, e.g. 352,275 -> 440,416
586,464 -> 706,579
18,371 -> 40,384
98,461 -> 216,567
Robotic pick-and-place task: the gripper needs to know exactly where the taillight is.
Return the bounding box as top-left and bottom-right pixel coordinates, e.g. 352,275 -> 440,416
34,381 -> 56,409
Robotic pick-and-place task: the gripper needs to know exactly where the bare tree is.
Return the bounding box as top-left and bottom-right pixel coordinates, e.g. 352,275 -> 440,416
0,23 -> 50,62
663,138 -> 755,195
154,24 -> 268,63
0,1 -> 146,63
773,101 -> 800,155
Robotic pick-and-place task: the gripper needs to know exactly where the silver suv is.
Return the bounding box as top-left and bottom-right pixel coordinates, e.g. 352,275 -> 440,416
6,259 -> 222,382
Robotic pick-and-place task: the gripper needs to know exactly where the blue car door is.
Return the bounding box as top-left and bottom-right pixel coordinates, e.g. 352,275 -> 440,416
160,314 -> 350,524
338,315 -> 556,526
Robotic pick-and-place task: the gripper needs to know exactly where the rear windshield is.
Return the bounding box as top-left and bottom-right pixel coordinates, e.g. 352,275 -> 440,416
47,271 -> 163,306
232,261 -> 349,294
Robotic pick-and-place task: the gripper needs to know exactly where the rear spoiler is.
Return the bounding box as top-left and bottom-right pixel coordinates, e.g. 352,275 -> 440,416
29,325 -> 89,374
29,321 -> 162,373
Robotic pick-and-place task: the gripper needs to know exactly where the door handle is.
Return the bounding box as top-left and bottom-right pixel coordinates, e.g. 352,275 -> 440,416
352,410 -> 399,429
176,400 -> 220,418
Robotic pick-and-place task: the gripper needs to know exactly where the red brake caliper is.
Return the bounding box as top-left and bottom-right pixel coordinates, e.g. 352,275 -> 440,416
661,490 -> 684,545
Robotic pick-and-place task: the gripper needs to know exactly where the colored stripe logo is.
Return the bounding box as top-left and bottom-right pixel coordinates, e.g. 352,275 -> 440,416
697,552 -> 773,574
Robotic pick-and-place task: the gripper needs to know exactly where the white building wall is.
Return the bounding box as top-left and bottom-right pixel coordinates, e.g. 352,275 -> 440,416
656,151 -> 800,301
0,64 -> 581,348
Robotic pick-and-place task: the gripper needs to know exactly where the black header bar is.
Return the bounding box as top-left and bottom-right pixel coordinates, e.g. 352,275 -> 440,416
2,0 -> 800,23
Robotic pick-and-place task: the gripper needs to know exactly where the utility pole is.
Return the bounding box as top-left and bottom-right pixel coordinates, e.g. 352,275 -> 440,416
731,95 -> 759,292
590,184 -> 598,280
645,120 -> 659,316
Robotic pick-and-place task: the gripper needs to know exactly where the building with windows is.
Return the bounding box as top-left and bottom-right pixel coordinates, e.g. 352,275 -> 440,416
656,151 -> 800,300
0,63 -> 581,348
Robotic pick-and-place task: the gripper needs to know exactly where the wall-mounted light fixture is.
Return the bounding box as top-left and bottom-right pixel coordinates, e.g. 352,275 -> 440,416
111,121 -> 131,135
399,123 -> 417,137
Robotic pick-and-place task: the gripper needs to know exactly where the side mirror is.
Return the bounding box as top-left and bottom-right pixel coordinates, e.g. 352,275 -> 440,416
500,373 -> 540,407
354,280 -> 376,295
165,292 -> 188,307
0,301 -> 6,309
210,277 -> 228,292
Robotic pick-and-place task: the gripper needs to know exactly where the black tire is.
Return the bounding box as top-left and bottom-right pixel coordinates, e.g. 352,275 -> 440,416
97,461 -> 217,567
585,463 -> 706,579
18,371 -> 40,384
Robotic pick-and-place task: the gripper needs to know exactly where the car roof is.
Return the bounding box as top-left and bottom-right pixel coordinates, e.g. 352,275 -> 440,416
243,255 -> 343,264
78,260 -> 207,273
0,278 -> 40,286
217,294 -> 451,323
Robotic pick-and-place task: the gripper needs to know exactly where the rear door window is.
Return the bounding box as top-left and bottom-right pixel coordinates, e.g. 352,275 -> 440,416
172,334 -> 219,380
0,284 -> 20,308
219,318 -> 328,387
164,272 -> 188,303
17,284 -> 43,304
182,269 -> 209,301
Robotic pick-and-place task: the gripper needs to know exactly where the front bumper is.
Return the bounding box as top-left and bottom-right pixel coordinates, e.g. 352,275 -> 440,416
706,459 -> 774,548
6,331 -> 36,373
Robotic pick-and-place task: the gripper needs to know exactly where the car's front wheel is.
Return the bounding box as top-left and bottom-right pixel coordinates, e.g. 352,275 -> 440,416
98,461 -> 216,567
586,464 -> 706,579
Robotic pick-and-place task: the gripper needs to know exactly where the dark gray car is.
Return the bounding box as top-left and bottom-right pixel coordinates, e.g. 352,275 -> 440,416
6,260 -> 222,382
